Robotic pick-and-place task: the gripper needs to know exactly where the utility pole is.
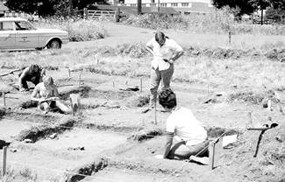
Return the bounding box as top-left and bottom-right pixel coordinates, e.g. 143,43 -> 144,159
157,0 -> 160,13
137,0 -> 142,15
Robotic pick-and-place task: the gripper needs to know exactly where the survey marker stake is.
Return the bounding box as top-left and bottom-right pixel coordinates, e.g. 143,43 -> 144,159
140,78 -> 143,92
3,92 -> 6,107
3,146 -> 7,177
154,101 -> 157,125
209,141 -> 216,170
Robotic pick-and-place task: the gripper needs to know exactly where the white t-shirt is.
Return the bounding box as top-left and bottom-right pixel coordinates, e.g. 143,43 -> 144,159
166,107 -> 207,146
146,37 -> 183,71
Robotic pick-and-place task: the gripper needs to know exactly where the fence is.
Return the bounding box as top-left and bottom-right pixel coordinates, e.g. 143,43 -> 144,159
84,9 -> 115,19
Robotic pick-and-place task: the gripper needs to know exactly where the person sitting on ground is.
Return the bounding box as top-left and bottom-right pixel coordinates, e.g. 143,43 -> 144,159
155,88 -> 209,164
31,76 -> 72,114
19,64 -> 46,92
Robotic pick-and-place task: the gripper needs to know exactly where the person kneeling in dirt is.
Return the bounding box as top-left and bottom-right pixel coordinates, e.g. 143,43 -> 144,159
156,88 -> 209,165
31,76 -> 72,114
19,64 -> 46,92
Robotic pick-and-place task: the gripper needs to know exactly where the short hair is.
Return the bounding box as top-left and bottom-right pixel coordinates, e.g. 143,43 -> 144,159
29,64 -> 41,73
43,76 -> 54,86
155,31 -> 166,43
158,88 -> 177,109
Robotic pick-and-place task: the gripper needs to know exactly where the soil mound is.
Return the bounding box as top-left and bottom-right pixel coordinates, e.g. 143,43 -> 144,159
220,124 -> 285,181
16,116 -> 77,142
0,107 -> 6,118
184,46 -> 285,61
126,93 -> 149,108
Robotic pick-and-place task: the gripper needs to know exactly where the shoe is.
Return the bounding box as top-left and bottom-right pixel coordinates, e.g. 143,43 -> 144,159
189,156 -> 209,165
141,108 -> 151,113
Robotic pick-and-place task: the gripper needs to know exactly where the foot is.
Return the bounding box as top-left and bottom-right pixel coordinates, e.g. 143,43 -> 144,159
189,156 -> 209,165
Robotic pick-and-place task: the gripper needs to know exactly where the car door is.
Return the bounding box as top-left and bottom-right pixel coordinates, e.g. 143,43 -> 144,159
0,21 -> 16,49
15,20 -> 38,49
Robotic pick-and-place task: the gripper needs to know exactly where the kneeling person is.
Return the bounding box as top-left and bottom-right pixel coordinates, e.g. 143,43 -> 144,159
19,64 -> 46,92
31,76 -> 72,114
158,89 -> 209,163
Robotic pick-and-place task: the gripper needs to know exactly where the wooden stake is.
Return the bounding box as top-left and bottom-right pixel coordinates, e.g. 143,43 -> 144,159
268,99 -> 272,111
113,81 -> 115,88
68,68 -> 71,78
3,92 -> 6,107
154,101 -> 157,125
78,70 -> 82,87
209,142 -> 216,170
229,31 -> 232,45
3,146 -> 7,177
140,78 -> 143,93
247,112 -> 252,128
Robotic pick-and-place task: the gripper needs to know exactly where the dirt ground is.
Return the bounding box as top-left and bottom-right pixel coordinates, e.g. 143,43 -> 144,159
0,23 -> 284,182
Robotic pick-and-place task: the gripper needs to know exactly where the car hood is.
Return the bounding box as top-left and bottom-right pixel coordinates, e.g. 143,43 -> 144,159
36,28 -> 68,35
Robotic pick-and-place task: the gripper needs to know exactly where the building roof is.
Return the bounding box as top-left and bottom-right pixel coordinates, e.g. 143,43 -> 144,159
0,17 -> 26,21
94,4 -> 179,15
0,2 -> 8,12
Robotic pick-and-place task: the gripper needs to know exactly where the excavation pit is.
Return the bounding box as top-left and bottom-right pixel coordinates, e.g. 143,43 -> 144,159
5,128 -> 127,181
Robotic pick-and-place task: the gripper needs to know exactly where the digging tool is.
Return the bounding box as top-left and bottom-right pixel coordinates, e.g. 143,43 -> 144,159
0,68 -> 25,77
247,120 -> 278,158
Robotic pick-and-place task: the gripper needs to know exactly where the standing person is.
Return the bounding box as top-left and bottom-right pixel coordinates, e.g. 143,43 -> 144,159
155,88 -> 209,164
31,76 -> 72,114
145,31 -> 184,111
19,64 -> 46,92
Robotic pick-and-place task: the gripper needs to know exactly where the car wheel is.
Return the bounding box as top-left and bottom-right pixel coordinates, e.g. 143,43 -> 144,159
47,39 -> 61,49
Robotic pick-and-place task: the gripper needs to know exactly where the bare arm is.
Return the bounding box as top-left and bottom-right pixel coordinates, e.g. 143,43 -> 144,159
146,46 -> 154,56
163,132 -> 174,159
31,85 -> 43,102
19,67 -> 30,90
171,51 -> 184,62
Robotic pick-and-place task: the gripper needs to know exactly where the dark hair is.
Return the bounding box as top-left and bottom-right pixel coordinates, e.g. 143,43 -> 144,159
29,64 -> 41,73
158,88 -> 177,109
155,31 -> 169,45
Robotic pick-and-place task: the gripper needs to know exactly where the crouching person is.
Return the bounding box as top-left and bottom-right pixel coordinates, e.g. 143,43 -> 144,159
156,88 -> 209,164
31,76 -> 72,114
19,64 -> 46,92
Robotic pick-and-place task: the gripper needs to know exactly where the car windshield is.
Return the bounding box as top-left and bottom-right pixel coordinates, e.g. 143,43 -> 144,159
15,21 -> 36,31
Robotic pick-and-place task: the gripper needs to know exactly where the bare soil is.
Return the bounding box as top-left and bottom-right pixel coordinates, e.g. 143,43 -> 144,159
0,22 -> 284,182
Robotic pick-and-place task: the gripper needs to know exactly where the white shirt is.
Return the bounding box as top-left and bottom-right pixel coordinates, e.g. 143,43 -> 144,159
146,37 -> 183,71
166,107 -> 207,146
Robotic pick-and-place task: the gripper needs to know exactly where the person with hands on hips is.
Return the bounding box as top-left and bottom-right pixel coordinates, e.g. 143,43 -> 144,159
145,31 -> 184,111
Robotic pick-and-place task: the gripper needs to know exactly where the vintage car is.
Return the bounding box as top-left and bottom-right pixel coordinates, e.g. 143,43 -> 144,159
0,17 -> 68,50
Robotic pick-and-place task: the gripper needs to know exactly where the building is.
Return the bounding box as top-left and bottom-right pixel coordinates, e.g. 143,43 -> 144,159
0,1 -> 8,17
109,0 -> 213,14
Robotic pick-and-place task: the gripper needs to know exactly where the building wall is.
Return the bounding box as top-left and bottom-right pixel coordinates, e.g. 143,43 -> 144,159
120,0 -> 212,14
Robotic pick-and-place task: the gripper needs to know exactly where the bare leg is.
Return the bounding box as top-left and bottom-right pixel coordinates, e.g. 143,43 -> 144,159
38,102 -> 50,112
55,100 -> 72,114
168,140 -> 209,160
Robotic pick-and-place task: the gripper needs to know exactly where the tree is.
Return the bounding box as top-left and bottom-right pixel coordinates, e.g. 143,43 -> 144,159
212,0 -> 257,19
265,1 -> 285,23
5,0 -> 102,17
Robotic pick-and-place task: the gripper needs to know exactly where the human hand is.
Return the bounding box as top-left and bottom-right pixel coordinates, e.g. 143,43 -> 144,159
39,98 -> 46,103
154,154 -> 164,159
48,97 -> 59,101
